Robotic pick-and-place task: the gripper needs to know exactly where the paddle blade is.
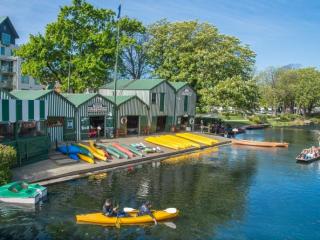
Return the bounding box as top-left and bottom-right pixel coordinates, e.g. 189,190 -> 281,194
123,207 -> 136,212
163,222 -> 176,229
164,208 -> 177,214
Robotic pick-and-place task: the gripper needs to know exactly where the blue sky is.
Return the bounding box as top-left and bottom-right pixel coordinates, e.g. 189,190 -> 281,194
0,0 -> 319,70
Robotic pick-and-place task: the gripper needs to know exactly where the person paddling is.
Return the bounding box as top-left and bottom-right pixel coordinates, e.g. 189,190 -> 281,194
138,201 -> 157,225
102,199 -> 118,217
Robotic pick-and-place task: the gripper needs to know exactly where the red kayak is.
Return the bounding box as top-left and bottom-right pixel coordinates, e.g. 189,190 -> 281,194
112,143 -> 134,158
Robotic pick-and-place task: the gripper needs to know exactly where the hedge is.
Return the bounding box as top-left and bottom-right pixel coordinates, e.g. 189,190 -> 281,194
0,144 -> 17,185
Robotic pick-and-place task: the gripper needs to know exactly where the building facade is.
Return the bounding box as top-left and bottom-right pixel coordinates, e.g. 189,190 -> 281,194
0,16 -> 42,90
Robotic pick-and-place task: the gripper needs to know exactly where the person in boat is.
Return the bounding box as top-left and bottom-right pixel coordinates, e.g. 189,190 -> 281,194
138,201 -> 157,225
102,199 -> 118,217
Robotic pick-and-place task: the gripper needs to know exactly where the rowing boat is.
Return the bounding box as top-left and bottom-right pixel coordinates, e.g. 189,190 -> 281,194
232,139 -> 288,147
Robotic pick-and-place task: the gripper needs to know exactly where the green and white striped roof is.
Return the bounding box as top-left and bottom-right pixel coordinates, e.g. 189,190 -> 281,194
0,99 -> 47,123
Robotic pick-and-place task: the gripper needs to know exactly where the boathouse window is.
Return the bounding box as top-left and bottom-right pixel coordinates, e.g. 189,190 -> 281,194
184,96 -> 188,112
151,93 -> 157,104
160,93 -> 165,112
18,121 -> 45,138
0,123 -> 14,142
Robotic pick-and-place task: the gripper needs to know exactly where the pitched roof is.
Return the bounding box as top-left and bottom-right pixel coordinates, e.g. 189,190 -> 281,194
102,79 -> 167,90
106,95 -> 148,107
169,81 -> 189,91
10,90 -> 52,100
61,93 -> 98,107
0,16 -> 19,39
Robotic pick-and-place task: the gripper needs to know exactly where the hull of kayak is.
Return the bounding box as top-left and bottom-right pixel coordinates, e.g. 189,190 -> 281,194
77,143 -> 107,161
232,139 -> 289,147
145,137 -> 181,150
107,146 -> 129,159
76,209 -> 179,225
121,144 -> 144,157
97,144 -> 121,159
176,133 -> 217,146
78,153 -> 94,164
112,143 -> 134,158
164,135 -> 199,148
88,141 -> 109,158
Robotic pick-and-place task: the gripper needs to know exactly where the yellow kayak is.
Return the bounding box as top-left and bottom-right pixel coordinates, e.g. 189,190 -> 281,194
78,143 -> 107,161
164,135 -> 200,148
160,136 -> 190,149
176,133 -> 218,146
76,208 -> 178,225
145,137 -> 181,150
88,141 -> 106,156
78,153 -> 95,164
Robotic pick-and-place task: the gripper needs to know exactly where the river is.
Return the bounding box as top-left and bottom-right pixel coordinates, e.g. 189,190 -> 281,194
1,127 -> 320,240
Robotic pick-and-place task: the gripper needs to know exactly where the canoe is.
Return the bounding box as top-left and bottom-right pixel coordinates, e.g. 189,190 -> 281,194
232,139 -> 289,147
145,137 -> 182,150
78,153 -> 95,164
120,144 -> 144,157
176,133 -> 217,146
112,143 -> 134,158
0,181 -> 47,204
88,141 -> 109,158
77,143 -> 107,161
164,135 -> 200,148
97,144 -> 121,159
76,208 -> 178,225
71,144 -> 94,158
107,146 -> 129,159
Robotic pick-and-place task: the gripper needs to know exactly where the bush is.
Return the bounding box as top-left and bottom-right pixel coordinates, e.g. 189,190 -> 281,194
279,113 -> 300,122
248,115 -> 268,124
0,144 -> 17,185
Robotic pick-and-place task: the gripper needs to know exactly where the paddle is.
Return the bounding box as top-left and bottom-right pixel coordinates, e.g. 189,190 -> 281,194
123,207 -> 177,229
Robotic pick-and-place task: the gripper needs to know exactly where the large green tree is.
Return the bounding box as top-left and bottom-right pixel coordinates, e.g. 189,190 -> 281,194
146,20 -> 256,110
15,0 -> 144,92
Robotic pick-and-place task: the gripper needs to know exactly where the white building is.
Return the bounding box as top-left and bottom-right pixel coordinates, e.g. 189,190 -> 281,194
0,16 -> 42,90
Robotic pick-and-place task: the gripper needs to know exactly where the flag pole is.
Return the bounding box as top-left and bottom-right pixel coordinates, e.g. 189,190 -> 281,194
113,1 -> 122,135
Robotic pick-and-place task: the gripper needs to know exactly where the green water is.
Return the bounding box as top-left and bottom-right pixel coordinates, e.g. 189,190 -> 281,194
1,127 -> 320,239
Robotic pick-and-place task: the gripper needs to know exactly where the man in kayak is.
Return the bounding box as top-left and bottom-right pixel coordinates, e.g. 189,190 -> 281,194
138,201 -> 157,225
102,199 -> 118,217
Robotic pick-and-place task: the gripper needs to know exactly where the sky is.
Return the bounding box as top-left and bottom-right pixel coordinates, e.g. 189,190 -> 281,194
0,0 -> 319,71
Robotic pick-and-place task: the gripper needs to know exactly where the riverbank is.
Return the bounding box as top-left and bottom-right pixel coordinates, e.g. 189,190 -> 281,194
12,133 -> 230,186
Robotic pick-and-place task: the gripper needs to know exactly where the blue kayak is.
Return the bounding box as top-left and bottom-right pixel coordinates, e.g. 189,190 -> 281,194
69,153 -> 80,161
57,145 -> 82,155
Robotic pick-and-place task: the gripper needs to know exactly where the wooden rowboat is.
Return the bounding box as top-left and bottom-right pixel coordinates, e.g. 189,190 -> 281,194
232,139 -> 289,148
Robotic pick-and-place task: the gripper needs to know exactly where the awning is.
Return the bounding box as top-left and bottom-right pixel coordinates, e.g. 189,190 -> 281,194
0,99 -> 47,123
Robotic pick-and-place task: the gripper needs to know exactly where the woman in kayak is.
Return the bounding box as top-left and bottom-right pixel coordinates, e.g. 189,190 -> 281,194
138,201 -> 157,224
102,199 -> 118,217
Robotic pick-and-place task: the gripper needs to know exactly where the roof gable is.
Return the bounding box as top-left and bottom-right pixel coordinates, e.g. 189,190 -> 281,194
62,93 -> 114,108
106,95 -> 148,107
169,81 -> 188,91
102,79 -> 167,90
10,90 -> 52,100
0,16 -> 19,39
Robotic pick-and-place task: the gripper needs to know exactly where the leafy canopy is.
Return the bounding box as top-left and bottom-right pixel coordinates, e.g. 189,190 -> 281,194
15,0 -> 144,92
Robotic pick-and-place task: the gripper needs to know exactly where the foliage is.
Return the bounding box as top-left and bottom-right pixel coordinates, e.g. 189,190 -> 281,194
201,76 -> 260,112
0,144 -> 17,185
248,115 -> 268,124
15,0 -> 144,92
146,20 -> 256,110
256,66 -> 320,115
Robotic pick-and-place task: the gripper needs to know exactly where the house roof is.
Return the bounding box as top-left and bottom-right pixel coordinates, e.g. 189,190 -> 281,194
10,90 -> 52,100
0,16 -> 19,39
102,79 -> 167,90
61,93 -> 98,107
106,95 -> 148,107
169,81 -> 189,91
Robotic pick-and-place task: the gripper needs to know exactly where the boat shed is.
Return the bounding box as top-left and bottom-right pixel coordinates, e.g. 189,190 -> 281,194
0,98 -> 49,166
0,89 -> 14,99
107,96 -> 149,135
62,93 -> 115,141
10,90 -> 76,142
99,79 -> 176,133
170,82 -> 197,130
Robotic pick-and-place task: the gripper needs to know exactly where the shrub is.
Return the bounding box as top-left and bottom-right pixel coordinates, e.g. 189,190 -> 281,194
248,115 -> 268,124
0,144 -> 17,185
279,113 -> 300,122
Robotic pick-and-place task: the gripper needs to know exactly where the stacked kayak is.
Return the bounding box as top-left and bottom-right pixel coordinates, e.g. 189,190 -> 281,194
77,143 -> 107,161
163,135 -> 201,148
112,143 -> 134,158
76,208 -> 178,225
0,181 -> 47,204
145,136 -> 183,150
176,133 -> 218,146
71,144 -> 95,164
57,144 -> 94,164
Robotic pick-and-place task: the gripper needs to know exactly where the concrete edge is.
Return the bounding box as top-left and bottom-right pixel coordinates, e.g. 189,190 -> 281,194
35,140 -> 231,186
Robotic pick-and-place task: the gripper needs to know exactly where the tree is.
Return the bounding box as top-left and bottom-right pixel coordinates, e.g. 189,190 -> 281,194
120,32 -> 150,79
200,76 -> 260,112
15,0 -> 144,92
294,68 -> 320,115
